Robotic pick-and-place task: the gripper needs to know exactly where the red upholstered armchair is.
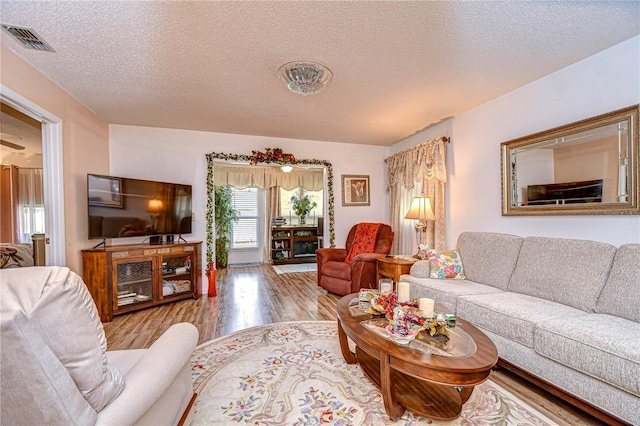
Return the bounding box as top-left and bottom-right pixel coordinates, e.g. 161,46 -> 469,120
316,223 -> 394,296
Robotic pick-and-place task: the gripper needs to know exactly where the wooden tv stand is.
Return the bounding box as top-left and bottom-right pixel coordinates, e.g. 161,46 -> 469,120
82,241 -> 201,322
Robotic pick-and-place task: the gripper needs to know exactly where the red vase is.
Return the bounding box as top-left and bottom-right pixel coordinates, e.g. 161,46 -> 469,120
207,261 -> 217,297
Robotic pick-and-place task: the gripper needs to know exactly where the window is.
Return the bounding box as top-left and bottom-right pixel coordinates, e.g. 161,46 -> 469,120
230,187 -> 259,248
19,205 -> 45,243
18,168 -> 45,243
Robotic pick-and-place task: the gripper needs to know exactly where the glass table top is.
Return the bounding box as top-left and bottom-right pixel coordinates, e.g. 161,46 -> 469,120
357,313 -> 477,358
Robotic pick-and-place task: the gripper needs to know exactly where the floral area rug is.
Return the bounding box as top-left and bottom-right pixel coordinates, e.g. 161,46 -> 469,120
189,321 -> 557,425
272,264 -> 317,274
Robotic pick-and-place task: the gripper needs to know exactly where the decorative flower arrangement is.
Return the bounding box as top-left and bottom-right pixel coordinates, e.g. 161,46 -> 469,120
250,148 -> 295,165
290,193 -> 318,217
365,292 -> 450,341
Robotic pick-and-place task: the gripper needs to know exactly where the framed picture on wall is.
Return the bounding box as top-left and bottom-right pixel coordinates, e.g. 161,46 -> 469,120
88,175 -> 124,208
342,175 -> 370,206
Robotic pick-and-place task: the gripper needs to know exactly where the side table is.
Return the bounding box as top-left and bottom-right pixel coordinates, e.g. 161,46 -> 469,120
376,256 -> 417,285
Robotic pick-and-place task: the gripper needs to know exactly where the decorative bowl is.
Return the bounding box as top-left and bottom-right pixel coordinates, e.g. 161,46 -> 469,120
385,324 -> 419,345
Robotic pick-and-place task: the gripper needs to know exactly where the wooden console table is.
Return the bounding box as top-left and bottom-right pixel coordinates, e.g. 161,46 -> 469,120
377,256 -> 417,284
82,241 -> 201,322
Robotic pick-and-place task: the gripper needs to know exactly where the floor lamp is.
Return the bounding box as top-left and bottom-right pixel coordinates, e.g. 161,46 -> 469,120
405,197 -> 435,258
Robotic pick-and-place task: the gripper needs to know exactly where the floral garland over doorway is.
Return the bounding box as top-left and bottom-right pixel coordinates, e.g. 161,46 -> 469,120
205,149 -> 335,264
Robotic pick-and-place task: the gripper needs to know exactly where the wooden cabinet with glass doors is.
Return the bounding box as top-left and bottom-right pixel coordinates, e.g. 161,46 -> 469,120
271,226 -> 318,264
82,242 -> 201,322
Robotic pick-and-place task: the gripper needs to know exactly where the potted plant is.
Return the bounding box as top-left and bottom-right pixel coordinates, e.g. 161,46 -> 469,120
290,192 -> 317,225
214,185 -> 239,269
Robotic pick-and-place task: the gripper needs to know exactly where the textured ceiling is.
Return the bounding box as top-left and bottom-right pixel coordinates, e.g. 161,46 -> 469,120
1,1 -> 638,146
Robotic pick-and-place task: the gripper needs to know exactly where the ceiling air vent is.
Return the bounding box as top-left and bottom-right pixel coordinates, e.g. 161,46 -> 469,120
1,24 -> 55,52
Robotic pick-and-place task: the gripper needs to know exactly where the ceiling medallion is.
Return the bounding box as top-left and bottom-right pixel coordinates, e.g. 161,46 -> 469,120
277,61 -> 333,96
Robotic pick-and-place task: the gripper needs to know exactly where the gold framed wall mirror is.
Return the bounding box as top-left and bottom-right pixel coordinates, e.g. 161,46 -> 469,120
501,105 -> 639,216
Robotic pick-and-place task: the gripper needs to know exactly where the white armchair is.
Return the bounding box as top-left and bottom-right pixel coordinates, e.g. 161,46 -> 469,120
0,266 -> 198,425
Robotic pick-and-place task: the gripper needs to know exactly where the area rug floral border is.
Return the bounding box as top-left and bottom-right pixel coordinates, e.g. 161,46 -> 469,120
189,321 -> 556,425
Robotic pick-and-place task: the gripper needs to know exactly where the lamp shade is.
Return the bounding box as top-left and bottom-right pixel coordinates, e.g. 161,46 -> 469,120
146,198 -> 164,213
405,197 -> 435,221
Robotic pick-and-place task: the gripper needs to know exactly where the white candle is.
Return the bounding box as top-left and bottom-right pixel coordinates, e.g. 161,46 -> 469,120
397,281 -> 410,303
379,279 -> 392,295
419,298 -> 435,318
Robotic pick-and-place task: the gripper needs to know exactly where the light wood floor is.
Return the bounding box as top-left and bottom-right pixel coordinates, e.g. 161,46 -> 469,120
104,264 -> 605,425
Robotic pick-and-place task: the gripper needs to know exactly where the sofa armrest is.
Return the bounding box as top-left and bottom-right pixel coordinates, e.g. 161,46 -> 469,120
316,248 -> 348,263
351,253 -> 385,263
316,248 -> 348,287
350,253 -> 385,293
96,323 -> 198,425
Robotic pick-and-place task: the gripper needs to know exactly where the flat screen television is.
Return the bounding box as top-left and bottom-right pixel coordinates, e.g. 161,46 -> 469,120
527,179 -> 603,206
87,174 -> 192,240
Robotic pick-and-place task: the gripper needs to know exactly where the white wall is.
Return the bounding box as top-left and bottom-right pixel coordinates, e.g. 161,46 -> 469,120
109,125 -> 387,292
391,35 -> 640,248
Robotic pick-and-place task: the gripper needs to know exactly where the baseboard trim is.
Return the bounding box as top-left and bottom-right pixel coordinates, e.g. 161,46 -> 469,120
495,359 -> 630,426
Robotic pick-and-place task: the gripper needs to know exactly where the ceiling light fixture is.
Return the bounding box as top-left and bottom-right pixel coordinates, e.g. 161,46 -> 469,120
277,61 -> 333,96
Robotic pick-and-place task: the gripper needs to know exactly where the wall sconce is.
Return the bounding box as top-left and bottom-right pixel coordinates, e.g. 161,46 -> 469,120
280,165 -> 293,173
405,197 -> 435,257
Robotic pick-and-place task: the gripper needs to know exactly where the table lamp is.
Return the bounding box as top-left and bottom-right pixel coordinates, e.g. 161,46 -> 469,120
147,197 -> 164,231
405,197 -> 435,258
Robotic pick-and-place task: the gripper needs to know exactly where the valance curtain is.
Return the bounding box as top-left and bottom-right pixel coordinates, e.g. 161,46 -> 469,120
386,137 -> 447,254
213,164 -> 324,191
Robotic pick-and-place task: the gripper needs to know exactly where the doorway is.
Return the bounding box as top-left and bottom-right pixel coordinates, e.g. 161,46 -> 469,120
1,85 -> 66,265
1,102 -> 43,243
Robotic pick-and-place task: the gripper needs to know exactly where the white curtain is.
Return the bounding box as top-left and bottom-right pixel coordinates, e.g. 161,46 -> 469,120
263,187 -> 281,264
386,137 -> 448,254
17,168 -> 45,243
397,186 -> 421,255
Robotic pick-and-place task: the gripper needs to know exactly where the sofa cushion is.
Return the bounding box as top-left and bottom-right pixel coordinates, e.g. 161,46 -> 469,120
409,260 -> 430,278
1,309 -> 97,424
0,243 -> 34,268
402,274 -> 503,314
508,236 -> 616,312
457,232 -> 523,290
595,244 -> 640,322
0,267 -> 125,411
535,314 -> 640,397
457,292 -> 589,348
425,249 -> 466,279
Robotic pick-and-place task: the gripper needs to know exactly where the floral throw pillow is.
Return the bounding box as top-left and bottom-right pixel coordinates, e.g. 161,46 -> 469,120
426,249 -> 466,279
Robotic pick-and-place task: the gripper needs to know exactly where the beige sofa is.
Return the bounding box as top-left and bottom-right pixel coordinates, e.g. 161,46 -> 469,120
0,266 -> 198,425
401,232 -> 639,425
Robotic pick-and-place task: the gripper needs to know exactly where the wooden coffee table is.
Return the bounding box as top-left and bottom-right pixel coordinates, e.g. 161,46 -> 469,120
336,294 -> 498,421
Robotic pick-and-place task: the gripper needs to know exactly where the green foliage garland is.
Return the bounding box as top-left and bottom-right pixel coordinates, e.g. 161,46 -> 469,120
213,185 -> 240,268
205,148 -> 335,265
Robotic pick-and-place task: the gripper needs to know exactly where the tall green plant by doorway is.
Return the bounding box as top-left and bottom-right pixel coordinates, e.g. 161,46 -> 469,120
214,185 -> 239,269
